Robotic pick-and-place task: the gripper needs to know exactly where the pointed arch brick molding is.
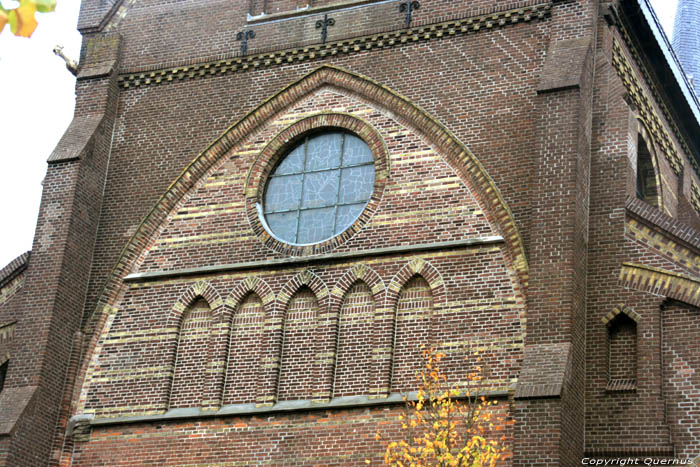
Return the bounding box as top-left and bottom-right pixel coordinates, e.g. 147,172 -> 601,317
601,303 -> 641,326
165,281 -> 223,410
215,276 -> 275,408
259,270 -> 329,406
84,64 -> 527,339
77,65 -> 527,419
326,264 -> 385,400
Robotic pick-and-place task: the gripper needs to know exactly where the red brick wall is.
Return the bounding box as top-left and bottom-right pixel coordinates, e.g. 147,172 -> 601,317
70,404 -> 511,466
663,302 -> 700,460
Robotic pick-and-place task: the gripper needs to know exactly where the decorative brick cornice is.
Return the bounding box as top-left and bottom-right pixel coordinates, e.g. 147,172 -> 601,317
117,3 -> 552,89
0,275 -> 24,308
692,180 -> 700,214
619,263 -> 700,308
626,197 -> 700,277
0,251 -> 29,289
627,196 -> 700,250
612,38 -> 685,175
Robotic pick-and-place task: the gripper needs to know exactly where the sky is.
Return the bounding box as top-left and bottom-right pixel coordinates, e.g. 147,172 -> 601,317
0,0 -> 683,268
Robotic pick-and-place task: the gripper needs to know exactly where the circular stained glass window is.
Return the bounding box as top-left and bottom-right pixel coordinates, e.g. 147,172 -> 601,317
261,131 -> 375,245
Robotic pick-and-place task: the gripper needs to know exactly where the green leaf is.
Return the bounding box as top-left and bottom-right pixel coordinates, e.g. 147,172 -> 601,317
32,0 -> 55,13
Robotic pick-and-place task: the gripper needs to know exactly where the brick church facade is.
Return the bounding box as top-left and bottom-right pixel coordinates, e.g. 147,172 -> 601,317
1,0 -> 700,464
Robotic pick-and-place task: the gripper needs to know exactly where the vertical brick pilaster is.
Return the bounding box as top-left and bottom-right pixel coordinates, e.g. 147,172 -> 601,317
0,32 -> 122,467
513,17 -> 596,463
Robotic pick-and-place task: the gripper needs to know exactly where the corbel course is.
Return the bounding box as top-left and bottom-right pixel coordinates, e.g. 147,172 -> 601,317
117,3 -> 552,89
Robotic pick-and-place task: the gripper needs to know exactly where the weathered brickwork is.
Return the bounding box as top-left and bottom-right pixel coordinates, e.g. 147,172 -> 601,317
69,404 -> 512,466
4,0 -> 700,465
663,302 -> 700,461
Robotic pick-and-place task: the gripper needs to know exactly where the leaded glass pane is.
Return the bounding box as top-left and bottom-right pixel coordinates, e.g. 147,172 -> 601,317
266,211 -> 299,241
262,131 -> 375,245
302,170 -> 340,209
275,144 -> 305,175
335,203 -> 365,233
298,207 -> 335,244
305,133 -> 342,171
338,165 -> 375,204
264,174 -> 303,213
343,134 -> 374,165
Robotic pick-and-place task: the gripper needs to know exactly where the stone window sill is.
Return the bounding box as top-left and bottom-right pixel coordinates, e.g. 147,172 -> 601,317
87,388 -> 512,427
605,378 -> 636,393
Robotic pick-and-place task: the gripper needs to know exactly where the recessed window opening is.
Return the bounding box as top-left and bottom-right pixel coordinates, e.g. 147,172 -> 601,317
608,313 -> 637,384
636,134 -> 660,207
262,131 -> 375,245
0,360 -> 8,394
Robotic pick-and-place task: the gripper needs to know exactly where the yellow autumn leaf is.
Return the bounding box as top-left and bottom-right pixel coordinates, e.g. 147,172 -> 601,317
9,1 -> 38,37
0,9 -> 8,33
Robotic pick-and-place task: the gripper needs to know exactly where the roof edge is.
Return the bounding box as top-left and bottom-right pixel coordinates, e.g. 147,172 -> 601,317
0,251 -> 30,289
618,0 -> 700,168
615,0 -> 700,171
637,0 -> 700,118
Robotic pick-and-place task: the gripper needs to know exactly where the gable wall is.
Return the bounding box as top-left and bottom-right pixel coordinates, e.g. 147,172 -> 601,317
82,8 -> 548,331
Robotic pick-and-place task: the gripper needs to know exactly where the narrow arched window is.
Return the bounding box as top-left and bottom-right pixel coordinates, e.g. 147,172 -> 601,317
224,293 -> 264,405
391,275 -> 434,393
278,287 -> 319,401
170,297 -> 212,408
334,281 -> 375,397
636,134 -> 660,207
